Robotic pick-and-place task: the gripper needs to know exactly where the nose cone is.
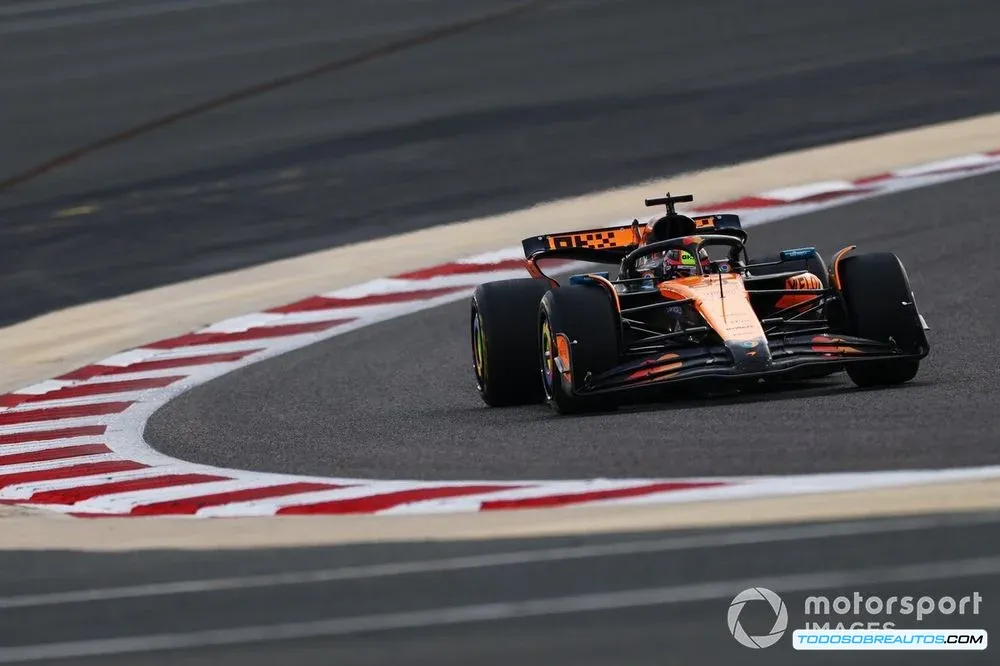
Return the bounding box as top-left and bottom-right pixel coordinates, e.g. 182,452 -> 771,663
726,338 -> 772,371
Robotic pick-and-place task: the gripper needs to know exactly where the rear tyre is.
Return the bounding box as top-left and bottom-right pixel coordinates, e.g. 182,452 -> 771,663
837,252 -> 927,388
471,278 -> 551,406
539,285 -> 620,414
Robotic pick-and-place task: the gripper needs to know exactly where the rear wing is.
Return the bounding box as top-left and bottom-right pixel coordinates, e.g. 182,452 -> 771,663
522,213 -> 744,275
521,223 -> 640,260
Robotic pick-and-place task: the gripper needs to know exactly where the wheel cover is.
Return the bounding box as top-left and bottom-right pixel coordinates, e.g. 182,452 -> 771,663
472,310 -> 487,389
540,318 -> 556,398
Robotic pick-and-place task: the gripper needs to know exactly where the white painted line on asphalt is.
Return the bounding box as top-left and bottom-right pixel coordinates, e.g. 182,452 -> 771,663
2,554 -> 998,662
0,0 -> 275,36
0,454 -> 120,475
0,466 -> 184,501
1,511 -> 997,610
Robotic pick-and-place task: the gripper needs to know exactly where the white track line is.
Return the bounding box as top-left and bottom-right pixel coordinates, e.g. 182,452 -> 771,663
1,556 -> 998,662
0,512 -> 995,609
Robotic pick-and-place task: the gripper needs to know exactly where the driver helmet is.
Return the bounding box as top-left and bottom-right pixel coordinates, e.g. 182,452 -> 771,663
665,248 -> 710,276
637,248 -> 710,278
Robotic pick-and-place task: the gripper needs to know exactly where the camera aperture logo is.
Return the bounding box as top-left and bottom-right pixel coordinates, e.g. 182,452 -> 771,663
728,587 -> 788,649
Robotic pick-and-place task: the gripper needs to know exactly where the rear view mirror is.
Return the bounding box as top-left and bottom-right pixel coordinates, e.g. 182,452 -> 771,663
780,247 -> 817,261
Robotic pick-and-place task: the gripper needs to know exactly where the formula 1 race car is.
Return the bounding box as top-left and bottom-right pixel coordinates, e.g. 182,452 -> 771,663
470,193 -> 931,414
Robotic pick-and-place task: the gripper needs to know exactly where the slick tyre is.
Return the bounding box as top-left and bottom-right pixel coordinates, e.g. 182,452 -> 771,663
837,252 -> 927,388
471,278 -> 551,406
539,285 -> 620,415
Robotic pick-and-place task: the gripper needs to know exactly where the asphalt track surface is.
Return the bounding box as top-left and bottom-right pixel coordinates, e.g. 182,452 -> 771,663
3,0 -> 1000,325
1,512 -> 998,665
149,171 -> 1000,480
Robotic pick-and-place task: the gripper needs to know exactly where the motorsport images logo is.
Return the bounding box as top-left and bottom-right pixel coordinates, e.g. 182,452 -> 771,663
727,587 -> 788,648
726,588 -> 987,651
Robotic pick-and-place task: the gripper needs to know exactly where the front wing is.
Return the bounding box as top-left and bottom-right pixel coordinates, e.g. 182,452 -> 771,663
578,334 -> 928,395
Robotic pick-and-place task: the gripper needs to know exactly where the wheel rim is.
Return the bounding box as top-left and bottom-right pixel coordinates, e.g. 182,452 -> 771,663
540,318 -> 556,398
472,309 -> 487,389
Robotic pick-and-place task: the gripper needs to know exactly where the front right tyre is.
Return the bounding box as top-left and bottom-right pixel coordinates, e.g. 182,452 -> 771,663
837,252 -> 928,387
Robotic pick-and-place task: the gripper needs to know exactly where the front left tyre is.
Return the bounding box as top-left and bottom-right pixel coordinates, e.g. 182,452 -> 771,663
471,278 -> 551,406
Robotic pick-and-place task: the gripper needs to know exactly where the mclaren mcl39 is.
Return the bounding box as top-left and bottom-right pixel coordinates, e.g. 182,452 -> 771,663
470,193 -> 930,414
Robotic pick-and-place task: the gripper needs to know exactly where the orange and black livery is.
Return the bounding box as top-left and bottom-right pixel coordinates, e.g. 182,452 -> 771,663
472,192 -> 930,414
